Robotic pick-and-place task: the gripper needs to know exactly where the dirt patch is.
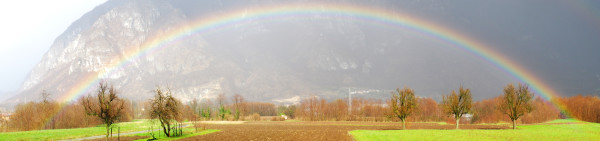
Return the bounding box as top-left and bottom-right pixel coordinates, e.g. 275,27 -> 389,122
179,121 -> 508,141
199,121 -> 246,124
83,136 -> 148,141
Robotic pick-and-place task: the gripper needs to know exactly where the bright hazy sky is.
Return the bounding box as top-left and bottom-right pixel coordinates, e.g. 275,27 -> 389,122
0,0 -> 107,92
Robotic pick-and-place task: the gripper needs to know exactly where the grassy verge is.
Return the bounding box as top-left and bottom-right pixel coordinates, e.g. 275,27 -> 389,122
0,119 -> 161,140
131,128 -> 220,141
544,118 -> 586,124
349,119 -> 600,141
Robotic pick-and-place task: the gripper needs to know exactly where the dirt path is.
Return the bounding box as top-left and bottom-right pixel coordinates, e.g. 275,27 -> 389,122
63,124 -> 191,141
179,121 -> 508,141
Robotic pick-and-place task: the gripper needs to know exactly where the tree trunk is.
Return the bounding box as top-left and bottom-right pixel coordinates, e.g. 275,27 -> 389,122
512,119 -> 516,130
105,126 -> 109,141
456,118 -> 460,129
161,123 -> 169,137
165,124 -> 171,137
401,119 -> 406,130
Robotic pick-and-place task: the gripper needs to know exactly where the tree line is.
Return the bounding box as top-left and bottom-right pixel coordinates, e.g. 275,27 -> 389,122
2,82 -> 599,134
293,83 -> 598,130
5,89 -> 134,131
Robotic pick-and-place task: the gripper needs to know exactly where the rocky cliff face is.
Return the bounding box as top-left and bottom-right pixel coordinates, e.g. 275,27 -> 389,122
7,0 -> 515,105
15,0 -> 200,103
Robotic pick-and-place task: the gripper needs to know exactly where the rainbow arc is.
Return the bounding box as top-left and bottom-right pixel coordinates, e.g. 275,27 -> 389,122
53,3 -> 569,120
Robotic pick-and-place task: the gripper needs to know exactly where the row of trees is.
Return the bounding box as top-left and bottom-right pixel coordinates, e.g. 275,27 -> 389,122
179,94 -> 279,122
295,96 -> 388,121
557,95 -> 600,123
293,95 -> 447,122
6,89 -> 133,131
471,96 -> 559,124
390,83 -> 537,129
3,81 -> 599,135
80,83 -> 185,139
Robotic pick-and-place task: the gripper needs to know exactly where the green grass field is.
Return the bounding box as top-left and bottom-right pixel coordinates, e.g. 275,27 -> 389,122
0,119 -> 170,140
349,119 -> 600,141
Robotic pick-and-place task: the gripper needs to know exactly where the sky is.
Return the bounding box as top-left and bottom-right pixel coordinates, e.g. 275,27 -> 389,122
0,0 -> 599,98
0,0 -> 107,93
391,0 -> 600,96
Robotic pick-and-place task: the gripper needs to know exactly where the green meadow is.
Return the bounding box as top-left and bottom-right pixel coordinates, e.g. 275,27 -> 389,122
0,119 -> 212,140
349,119 -> 600,141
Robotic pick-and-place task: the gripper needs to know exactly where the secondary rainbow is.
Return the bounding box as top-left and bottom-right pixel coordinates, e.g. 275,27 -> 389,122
57,3 -> 568,113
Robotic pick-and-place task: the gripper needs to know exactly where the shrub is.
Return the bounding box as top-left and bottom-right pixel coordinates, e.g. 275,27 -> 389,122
252,113 -> 261,121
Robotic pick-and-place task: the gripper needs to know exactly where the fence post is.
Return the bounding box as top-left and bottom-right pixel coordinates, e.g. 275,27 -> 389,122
118,127 -> 120,141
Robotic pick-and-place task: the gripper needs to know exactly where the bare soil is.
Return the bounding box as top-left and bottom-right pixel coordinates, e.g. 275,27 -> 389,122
179,121 -> 509,141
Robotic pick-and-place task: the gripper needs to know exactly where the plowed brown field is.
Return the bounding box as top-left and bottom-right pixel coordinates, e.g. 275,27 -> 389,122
179,121 -> 508,141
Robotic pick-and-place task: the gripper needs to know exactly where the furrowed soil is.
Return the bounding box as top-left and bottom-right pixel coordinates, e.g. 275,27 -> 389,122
180,121 -> 509,141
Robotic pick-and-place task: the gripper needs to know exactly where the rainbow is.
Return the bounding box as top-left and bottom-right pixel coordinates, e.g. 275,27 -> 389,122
57,3 -> 567,114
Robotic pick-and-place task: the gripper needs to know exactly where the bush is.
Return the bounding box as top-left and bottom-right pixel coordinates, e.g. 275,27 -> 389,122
252,113 -> 261,121
8,101 -> 103,131
271,116 -> 285,121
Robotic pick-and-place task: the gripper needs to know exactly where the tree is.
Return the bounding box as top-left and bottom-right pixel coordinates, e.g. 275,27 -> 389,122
558,95 -> 600,123
189,98 -> 199,121
232,94 -> 245,120
216,93 -> 229,120
413,97 -> 442,122
471,96 -> 506,124
149,86 -> 182,137
81,81 -> 126,140
278,105 -> 297,119
442,86 -> 472,129
199,99 -> 212,120
499,83 -> 534,129
390,87 -> 417,130
41,90 -> 52,104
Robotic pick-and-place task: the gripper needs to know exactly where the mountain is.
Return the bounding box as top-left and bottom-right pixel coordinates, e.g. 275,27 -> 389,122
4,0 -> 516,106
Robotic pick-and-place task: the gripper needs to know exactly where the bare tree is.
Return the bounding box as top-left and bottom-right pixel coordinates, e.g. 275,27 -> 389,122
442,86 -> 472,129
232,94 -> 245,121
81,81 -> 125,140
190,98 -> 199,121
149,86 -> 182,137
39,90 -> 59,129
41,90 -> 52,104
390,87 -> 417,130
499,83 -> 534,129
217,93 -> 229,120
0,109 -> 8,132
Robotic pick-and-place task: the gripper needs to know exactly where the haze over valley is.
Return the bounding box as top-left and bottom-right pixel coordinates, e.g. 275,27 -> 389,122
1,0 -> 599,107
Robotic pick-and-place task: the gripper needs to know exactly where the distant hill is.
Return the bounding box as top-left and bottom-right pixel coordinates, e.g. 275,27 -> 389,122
3,0 -> 515,106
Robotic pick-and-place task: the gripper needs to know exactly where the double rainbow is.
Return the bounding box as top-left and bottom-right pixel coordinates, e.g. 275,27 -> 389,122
57,3 -> 567,113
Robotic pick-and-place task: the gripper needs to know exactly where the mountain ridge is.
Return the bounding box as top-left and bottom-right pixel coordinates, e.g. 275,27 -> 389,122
3,0 -> 516,107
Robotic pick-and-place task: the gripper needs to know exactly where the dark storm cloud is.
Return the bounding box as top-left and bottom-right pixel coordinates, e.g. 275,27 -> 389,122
382,0 -> 600,96
167,0 -> 600,98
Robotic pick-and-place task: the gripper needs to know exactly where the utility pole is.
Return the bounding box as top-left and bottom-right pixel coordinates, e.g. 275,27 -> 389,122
348,88 -> 351,115
348,88 -> 358,115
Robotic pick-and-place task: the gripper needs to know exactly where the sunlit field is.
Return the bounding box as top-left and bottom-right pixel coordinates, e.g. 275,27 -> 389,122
350,119 -> 600,141
1,116 -> 599,141
1,0 -> 599,141
0,119 -> 162,140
